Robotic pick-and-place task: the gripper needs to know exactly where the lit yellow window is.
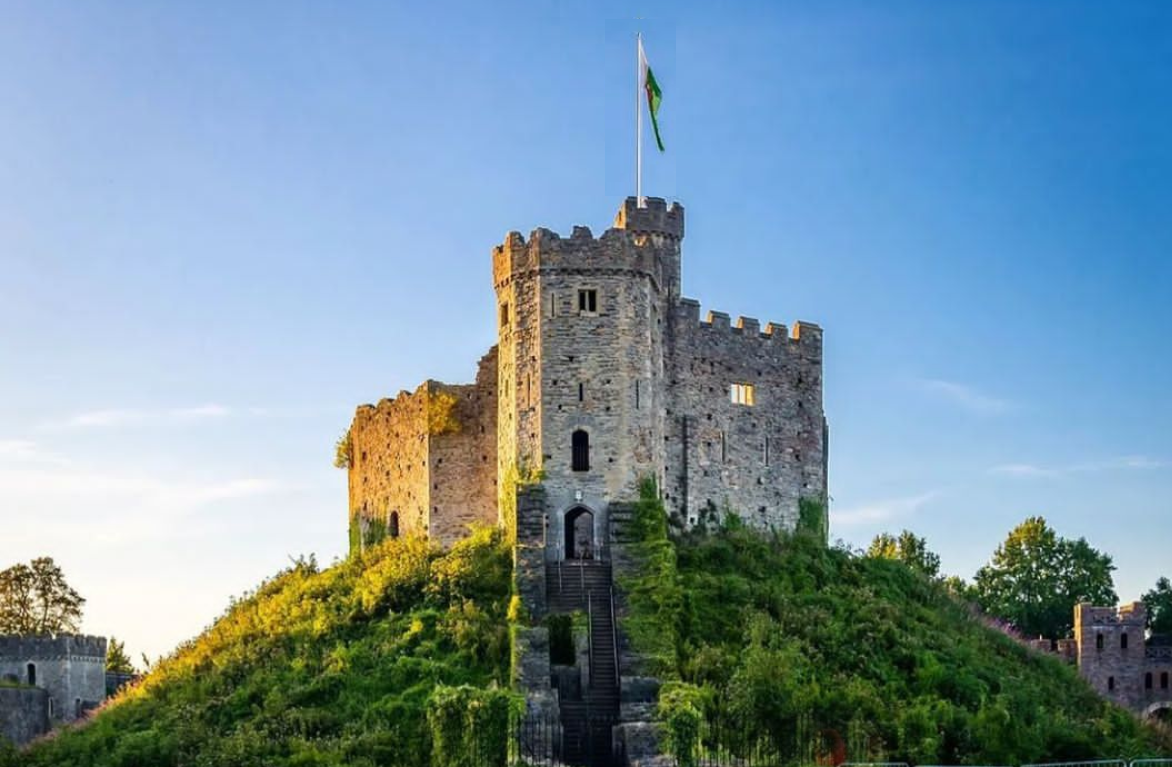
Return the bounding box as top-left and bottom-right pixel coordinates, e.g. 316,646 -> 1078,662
730,383 -> 755,406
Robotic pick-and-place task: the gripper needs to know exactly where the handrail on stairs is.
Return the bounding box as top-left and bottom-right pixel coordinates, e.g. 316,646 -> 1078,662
586,589 -> 594,689
609,585 -> 620,689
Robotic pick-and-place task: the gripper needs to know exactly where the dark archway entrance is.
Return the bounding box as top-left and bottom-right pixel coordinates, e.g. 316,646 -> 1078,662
1147,702 -> 1172,723
565,507 -> 595,560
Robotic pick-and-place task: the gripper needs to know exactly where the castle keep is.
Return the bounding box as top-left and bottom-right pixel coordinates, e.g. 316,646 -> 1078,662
347,197 -> 828,554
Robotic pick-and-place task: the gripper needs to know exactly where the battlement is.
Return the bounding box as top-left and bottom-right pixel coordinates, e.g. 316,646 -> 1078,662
675,298 -> 822,354
1078,602 -> 1147,627
492,200 -> 685,291
0,634 -> 107,662
613,196 -> 684,239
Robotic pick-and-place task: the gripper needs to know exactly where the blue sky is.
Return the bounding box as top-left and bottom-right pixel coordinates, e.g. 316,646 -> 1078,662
0,1 -> 1168,660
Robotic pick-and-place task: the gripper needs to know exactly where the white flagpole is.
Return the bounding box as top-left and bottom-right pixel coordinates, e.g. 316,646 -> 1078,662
636,32 -> 643,207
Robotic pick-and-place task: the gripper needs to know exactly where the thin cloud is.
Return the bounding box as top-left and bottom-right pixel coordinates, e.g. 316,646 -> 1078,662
47,404 -> 233,430
0,439 -> 69,465
991,455 -> 1168,479
833,491 -> 939,528
915,378 -> 1011,415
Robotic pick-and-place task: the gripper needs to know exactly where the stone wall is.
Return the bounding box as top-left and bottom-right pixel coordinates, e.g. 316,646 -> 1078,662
0,634 -> 106,725
665,302 -> 827,530
349,386 -> 432,539
1074,602 -> 1172,714
0,686 -> 48,747
347,355 -> 498,547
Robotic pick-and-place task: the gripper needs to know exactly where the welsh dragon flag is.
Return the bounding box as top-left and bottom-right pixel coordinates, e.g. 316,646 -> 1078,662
639,38 -> 665,152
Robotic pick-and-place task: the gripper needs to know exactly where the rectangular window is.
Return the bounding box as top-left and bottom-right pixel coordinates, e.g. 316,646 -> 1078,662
549,292 -> 557,317
730,383 -> 755,406
720,430 -> 727,462
578,289 -> 598,313
578,382 -> 584,402
499,302 -> 510,328
764,436 -> 770,466
635,380 -> 640,409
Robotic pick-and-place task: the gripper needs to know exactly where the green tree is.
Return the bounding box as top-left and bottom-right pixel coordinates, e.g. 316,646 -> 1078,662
1142,577 -> 1172,636
867,530 -> 942,578
973,517 -> 1116,639
0,557 -> 85,634
106,636 -> 137,674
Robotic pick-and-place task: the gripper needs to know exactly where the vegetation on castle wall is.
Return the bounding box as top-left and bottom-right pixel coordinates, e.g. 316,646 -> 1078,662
333,427 -> 352,469
15,527 -> 512,767
497,460 -> 544,544
796,496 -> 828,543
627,513 -> 1169,764
427,390 -> 461,436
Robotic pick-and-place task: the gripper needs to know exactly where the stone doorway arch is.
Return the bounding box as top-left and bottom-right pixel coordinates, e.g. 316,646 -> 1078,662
565,507 -> 596,560
1144,700 -> 1172,722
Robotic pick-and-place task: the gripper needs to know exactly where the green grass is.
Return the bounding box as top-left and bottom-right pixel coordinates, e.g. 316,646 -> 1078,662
14,527 -> 512,767
623,484 -> 1171,764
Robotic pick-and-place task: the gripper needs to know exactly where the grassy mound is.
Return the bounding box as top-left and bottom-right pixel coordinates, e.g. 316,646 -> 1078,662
623,487 -> 1171,765
12,527 -> 512,767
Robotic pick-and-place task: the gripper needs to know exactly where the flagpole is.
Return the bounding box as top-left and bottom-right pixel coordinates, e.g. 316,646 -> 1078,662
636,31 -> 643,208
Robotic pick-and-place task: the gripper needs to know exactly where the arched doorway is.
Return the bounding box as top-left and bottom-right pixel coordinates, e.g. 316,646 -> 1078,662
1145,701 -> 1172,723
565,507 -> 595,560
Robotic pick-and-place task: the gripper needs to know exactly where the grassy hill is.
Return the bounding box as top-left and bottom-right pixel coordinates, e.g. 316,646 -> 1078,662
622,486 -> 1172,764
8,528 -> 514,767
6,492 -> 1168,766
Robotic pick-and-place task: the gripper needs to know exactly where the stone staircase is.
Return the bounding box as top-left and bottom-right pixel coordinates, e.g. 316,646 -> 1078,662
546,561 -> 620,767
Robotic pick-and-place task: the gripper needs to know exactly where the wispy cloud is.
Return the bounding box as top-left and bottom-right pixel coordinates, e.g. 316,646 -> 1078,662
47,404 -> 233,430
0,439 -> 68,465
833,491 -> 939,527
990,455 -> 1168,479
914,378 -> 1011,415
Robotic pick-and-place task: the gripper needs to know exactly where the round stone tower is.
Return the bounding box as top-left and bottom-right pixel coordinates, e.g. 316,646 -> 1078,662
492,197 -> 684,559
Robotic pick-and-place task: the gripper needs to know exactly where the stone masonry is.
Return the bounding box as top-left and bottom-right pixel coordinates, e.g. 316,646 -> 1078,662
346,198 -> 829,554
1072,603 -> 1172,720
0,634 -> 108,746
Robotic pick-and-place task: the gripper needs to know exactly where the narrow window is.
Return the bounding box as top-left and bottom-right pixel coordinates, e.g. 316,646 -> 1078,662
1147,673 -> 1154,690
526,375 -> 532,407
388,511 -> 400,539
499,302 -> 510,328
720,430 -> 727,463
1096,633 -> 1104,650
1121,633 -> 1129,650
730,383 -> 756,406
635,380 -> 640,409
1163,672 -> 1169,690
578,289 -> 597,313
578,382 -> 584,402
26,663 -> 35,686
764,436 -> 770,466
572,430 -> 590,472
1108,676 -> 1115,692
549,292 -> 557,317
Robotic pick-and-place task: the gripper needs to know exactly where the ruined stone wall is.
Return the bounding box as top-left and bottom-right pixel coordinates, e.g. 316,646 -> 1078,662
664,299 -> 826,532
349,363 -> 498,546
348,387 -> 432,539
0,635 -> 106,725
428,350 -> 499,546
0,686 -> 48,747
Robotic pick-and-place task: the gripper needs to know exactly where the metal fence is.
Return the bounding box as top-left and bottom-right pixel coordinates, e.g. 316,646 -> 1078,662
508,712 -> 621,767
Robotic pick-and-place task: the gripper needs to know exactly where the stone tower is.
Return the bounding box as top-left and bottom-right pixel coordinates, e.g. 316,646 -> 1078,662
492,198 -> 683,558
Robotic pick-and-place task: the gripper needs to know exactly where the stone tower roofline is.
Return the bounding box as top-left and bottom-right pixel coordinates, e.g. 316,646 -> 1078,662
613,196 -> 684,239
0,634 -> 107,662
491,197 -> 684,291
1077,601 -> 1147,626
677,297 -> 823,356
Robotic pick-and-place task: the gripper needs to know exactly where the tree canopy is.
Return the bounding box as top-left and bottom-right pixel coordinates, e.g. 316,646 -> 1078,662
973,517 -> 1116,639
105,637 -> 137,675
0,557 -> 85,635
1143,577 -> 1172,636
867,530 -> 941,578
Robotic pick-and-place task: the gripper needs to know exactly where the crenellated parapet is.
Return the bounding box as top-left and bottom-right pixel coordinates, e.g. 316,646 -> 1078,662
613,196 -> 684,239
0,634 -> 107,663
674,298 -> 822,360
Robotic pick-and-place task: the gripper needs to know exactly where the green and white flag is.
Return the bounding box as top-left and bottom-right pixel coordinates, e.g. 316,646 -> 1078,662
639,38 -> 665,152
